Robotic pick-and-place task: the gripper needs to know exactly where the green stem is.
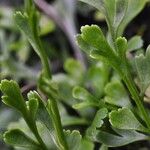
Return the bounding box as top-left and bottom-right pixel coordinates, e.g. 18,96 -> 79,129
30,124 -> 48,150
23,1 -> 67,149
47,99 -> 69,150
37,38 -> 52,79
122,65 -> 150,129
33,23 -> 68,150
33,27 -> 52,80
23,114 -> 48,150
27,5 -> 67,149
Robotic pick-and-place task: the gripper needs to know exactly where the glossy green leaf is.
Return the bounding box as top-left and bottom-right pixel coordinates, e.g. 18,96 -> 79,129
95,128 -> 148,147
4,129 -> 40,149
0,80 -> 26,114
109,108 -> 147,132
128,36 -> 143,52
64,130 -> 82,150
104,80 -> 131,107
135,45 -> 150,93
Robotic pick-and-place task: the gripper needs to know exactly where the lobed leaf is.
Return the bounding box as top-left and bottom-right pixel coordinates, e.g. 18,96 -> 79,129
64,58 -> 84,79
128,36 -> 143,52
0,80 -> 26,113
27,99 -> 39,121
14,12 -> 40,56
77,25 -> 122,72
76,34 -> 95,55
99,144 -> 108,150
87,62 -> 109,97
79,0 -> 147,38
64,130 -> 82,150
95,128 -> 149,147
4,129 -> 40,149
72,86 -> 101,109
104,80 -> 131,107
109,108 -> 147,132
79,0 -> 104,12
80,25 -> 115,58
86,108 -> 108,139
27,91 -> 53,132
115,37 -> 127,59
134,45 -> 150,93
79,138 -> 94,150
117,0 -> 147,36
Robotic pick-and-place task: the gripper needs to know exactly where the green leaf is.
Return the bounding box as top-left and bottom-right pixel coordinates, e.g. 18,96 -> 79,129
128,36 -> 143,52
28,99 -> 39,120
72,86 -> 100,109
79,0 -> 147,38
0,80 -> 26,114
77,25 -> 123,72
134,45 -> 150,93
0,109 -> 19,130
79,0 -> 104,12
99,144 -> 108,150
14,11 -> 52,80
27,91 -> 53,132
91,108 -> 108,128
25,0 -> 35,15
7,118 -> 56,149
117,0 -> 147,36
76,34 -> 95,55
62,116 -> 88,126
38,75 -> 59,99
95,128 -> 149,147
64,130 -> 82,150
4,129 -> 40,149
14,12 -> 40,56
80,25 -> 115,59
104,80 -> 131,107
116,37 -> 127,59
39,15 -> 55,36
86,108 -> 108,139
109,108 -> 147,132
64,58 -> 84,79
87,62 -> 109,97
79,138 -> 94,150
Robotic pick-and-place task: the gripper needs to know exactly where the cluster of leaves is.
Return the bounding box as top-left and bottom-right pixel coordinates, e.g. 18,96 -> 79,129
1,0 -> 150,150
0,5 -> 55,81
